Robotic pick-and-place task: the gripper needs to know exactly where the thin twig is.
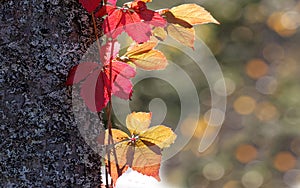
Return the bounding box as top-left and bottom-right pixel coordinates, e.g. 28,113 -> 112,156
92,11 -> 121,187
92,12 -> 110,188
107,39 -> 122,186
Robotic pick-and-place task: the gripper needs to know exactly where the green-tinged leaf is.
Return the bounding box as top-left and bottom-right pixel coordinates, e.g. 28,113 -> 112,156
153,27 -> 167,41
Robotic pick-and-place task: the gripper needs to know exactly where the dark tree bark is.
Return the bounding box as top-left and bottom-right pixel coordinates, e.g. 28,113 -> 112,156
0,0 -> 103,187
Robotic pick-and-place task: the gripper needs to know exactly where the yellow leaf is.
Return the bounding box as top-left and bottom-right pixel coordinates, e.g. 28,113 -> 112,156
133,141 -> 162,167
105,129 -> 129,145
106,140 -> 129,165
167,23 -> 195,48
163,11 -> 193,28
130,49 -> 168,70
104,112 -> 177,183
126,112 -> 152,134
132,141 -> 162,181
153,27 -> 167,41
123,42 -> 168,70
170,4 -> 219,25
140,125 -> 177,148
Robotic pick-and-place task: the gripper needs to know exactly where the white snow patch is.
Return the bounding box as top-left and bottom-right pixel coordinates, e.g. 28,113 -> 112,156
115,168 -> 174,188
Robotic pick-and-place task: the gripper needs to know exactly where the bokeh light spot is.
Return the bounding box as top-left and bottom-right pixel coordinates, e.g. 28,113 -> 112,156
246,59 -> 268,79
233,96 -> 256,115
273,151 -> 297,172
235,144 -> 258,164
202,162 -> 225,181
263,43 -> 285,62
280,11 -> 300,30
256,76 -> 277,95
214,77 -> 236,96
268,11 -> 297,37
241,171 -> 264,188
254,101 -> 279,122
180,117 -> 201,138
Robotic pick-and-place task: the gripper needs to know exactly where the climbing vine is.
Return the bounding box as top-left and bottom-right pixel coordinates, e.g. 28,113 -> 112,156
66,0 -> 218,187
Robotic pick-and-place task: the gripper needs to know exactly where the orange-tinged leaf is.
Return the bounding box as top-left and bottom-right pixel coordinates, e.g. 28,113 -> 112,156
126,112 -> 152,134
104,130 -> 130,185
132,163 -> 161,181
106,139 -> 161,183
167,23 -> 195,48
125,41 -> 157,57
140,125 -> 177,148
131,141 -> 161,181
107,161 -> 129,186
104,112 -> 177,183
170,4 -> 219,25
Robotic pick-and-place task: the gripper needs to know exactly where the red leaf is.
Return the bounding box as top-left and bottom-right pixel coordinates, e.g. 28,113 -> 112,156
103,8 -> 126,39
111,61 -> 136,99
112,61 -> 136,79
66,43 -> 136,112
104,61 -> 136,100
107,0 -> 117,6
113,74 -> 134,99
99,1 -> 165,43
100,41 -> 120,65
123,12 -> 152,43
79,0 -> 101,13
66,62 -> 99,85
131,1 -> 166,27
103,8 -> 151,43
80,69 -> 108,112
141,11 -> 167,27
73,61 -> 135,112
94,5 -> 115,17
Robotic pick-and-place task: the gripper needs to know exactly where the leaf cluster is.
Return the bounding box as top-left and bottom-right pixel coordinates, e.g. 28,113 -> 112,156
66,0 -> 218,186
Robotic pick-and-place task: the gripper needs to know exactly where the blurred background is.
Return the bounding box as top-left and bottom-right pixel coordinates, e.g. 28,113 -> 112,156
113,0 -> 300,187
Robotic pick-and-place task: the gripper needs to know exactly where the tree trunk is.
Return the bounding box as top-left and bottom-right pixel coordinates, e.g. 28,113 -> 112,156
0,0 -> 103,187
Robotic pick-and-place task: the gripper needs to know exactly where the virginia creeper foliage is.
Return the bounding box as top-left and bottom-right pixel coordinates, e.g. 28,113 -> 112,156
67,0 -> 218,186
105,112 -> 177,185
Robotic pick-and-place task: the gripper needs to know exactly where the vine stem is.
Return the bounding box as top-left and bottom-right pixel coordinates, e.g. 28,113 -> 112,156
105,19 -> 122,188
92,12 -> 120,188
91,12 -> 110,188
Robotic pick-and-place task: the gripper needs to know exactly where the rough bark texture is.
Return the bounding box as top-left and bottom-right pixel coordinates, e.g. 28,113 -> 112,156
0,0 -> 104,187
